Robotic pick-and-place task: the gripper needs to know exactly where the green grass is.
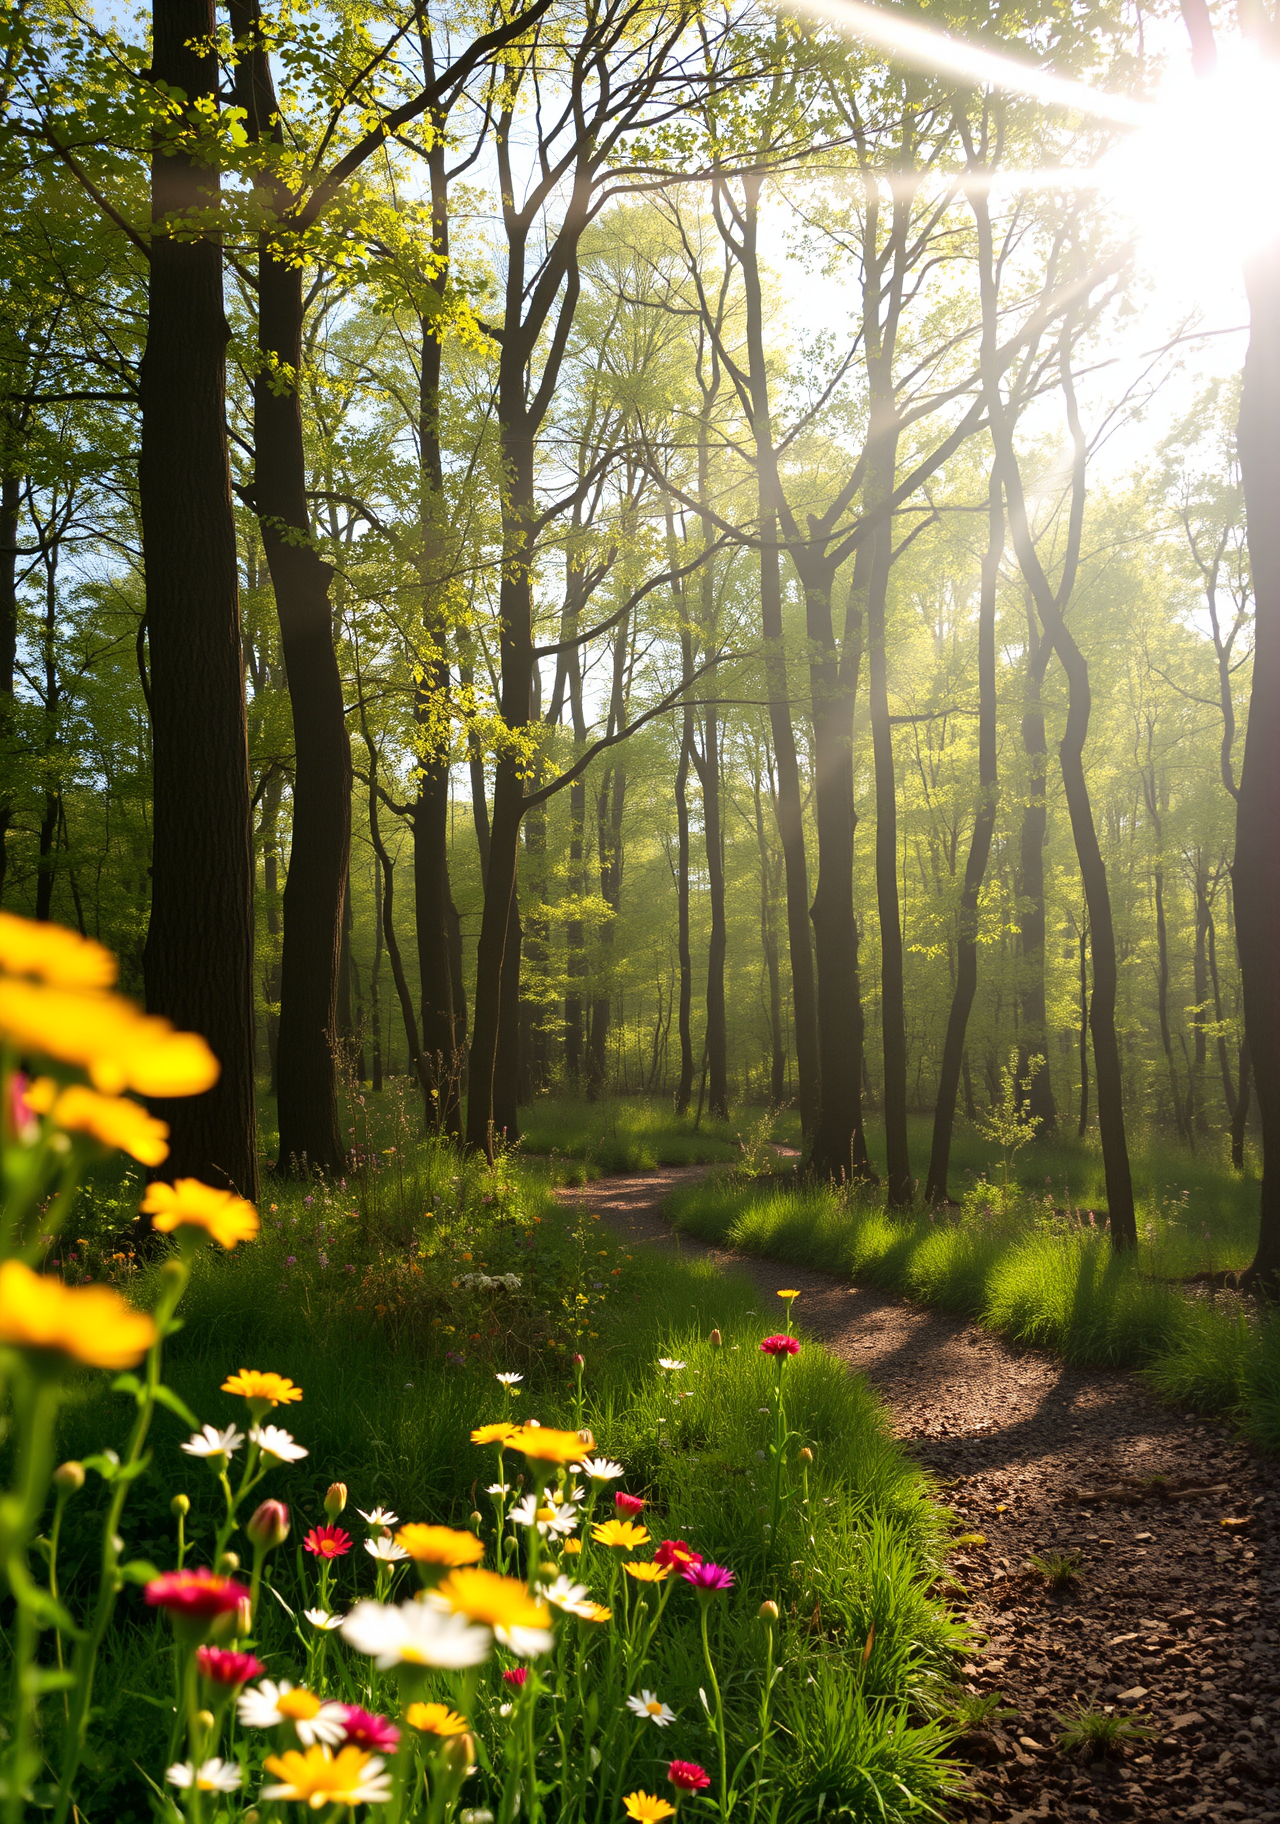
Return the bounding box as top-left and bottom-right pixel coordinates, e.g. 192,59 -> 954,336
45,1137 -> 968,1822
516,1095 -> 759,1173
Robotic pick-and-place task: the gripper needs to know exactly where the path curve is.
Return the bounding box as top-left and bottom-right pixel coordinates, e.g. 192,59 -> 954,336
559,1165 -> 1280,1824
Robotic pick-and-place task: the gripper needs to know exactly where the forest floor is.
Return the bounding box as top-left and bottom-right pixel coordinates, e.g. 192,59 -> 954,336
557,1164 -> 1280,1824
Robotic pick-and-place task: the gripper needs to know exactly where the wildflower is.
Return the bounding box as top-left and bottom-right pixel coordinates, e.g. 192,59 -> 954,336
262,1744 -> 393,1808
26,1078 -> 170,1165
615,1492 -> 645,1517
471,1422 -> 520,1446
591,1518 -> 649,1551
500,1668 -> 528,1687
341,1598 -> 491,1669
0,1260 -> 156,1370
541,1574 -> 599,1618
142,1178 -> 259,1250
395,1524 -> 485,1567
246,1500 -> 290,1548
53,1461 -> 85,1491
579,1455 -> 623,1481
364,1536 -> 409,1564
759,1335 -> 800,1357
758,1600 -> 780,1623
0,911 -> 116,987
681,1562 -> 734,1593
165,1759 -> 242,1794
627,1691 -> 676,1728
405,1701 -> 470,1736
562,1537 -> 583,1556
776,1290 -> 800,1300
657,1358 -> 685,1372
623,1792 -> 677,1822
324,1482 -> 348,1517
195,1647 -> 263,1688
505,1426 -> 586,1466
180,1422 -> 245,1463
486,1482 -> 510,1496
624,1561 -> 671,1583
0,977 -> 218,1096
357,1506 -> 399,1530
668,1761 -> 711,1793
237,1680 -> 347,1745
305,1609 -> 344,1631
509,1494 -> 578,1539
709,1328 -> 722,1347
145,1569 -> 250,1624
654,1540 -> 700,1575
221,1369 -> 302,1414
432,1568 -> 554,1656
251,1425 -> 308,1464
338,1706 -> 400,1753
495,1371 -> 523,1386
304,1524 -> 352,1560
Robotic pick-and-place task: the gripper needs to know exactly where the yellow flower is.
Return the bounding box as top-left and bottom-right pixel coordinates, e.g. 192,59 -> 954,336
404,1701 -> 470,1737
470,1422 -> 520,1446
395,1525 -> 484,1568
142,1179 -> 259,1250
591,1519 -> 649,1551
506,1426 -> 586,1465
0,912 -> 117,988
576,1601 -> 611,1623
624,1791 -> 676,1822
562,1537 -> 583,1556
0,1259 -> 156,1370
261,1745 -> 391,1808
434,1568 -> 550,1633
25,1078 -> 170,1165
623,1561 -> 670,1583
0,979 -> 218,1097
776,1289 -> 800,1299
221,1370 -> 302,1409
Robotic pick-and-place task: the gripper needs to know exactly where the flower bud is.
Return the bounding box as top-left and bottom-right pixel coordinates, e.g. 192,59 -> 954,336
160,1258 -> 187,1287
758,1600 -> 779,1624
469,1511 -> 483,1528
441,1731 -> 477,1773
54,1461 -> 85,1493
208,1596 -> 252,1642
709,1328 -> 722,1347
576,1428 -> 594,1450
217,1551 -> 240,1574
573,1352 -> 584,1368
246,1499 -> 290,1550
171,1493 -> 191,1517
196,1708 -> 216,1739
323,1481 -> 348,1519
799,1446 -> 814,1463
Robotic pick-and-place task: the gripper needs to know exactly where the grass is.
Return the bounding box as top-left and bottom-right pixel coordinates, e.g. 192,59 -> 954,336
515,1095 -> 776,1174
1055,1705 -> 1155,1758
45,1123 -> 969,1822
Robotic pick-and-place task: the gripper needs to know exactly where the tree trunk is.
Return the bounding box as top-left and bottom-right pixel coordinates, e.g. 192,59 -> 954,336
1191,857 -> 1210,1137
140,0 -> 257,1195
926,467 -> 1003,1202
751,762 -> 785,1106
1144,760 -> 1191,1143
1016,609 -> 1058,1133
232,0 -> 349,1175
673,711 -> 695,1114
696,701 -> 728,1119
1076,912 -> 1090,1137
0,470 -> 20,902
565,773 -> 586,1089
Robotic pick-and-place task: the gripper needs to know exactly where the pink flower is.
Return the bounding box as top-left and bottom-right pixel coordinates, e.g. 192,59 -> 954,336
501,1668 -> 529,1687
668,1761 -> 711,1792
339,1706 -> 400,1753
303,1524 -> 353,1560
654,1539 -> 701,1571
681,1561 -> 734,1593
759,1335 -> 800,1357
246,1500 -> 290,1548
145,1570 -> 251,1622
615,1493 -> 645,1518
195,1647 -> 263,1688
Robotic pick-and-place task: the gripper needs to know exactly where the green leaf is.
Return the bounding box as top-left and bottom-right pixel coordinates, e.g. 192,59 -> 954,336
111,1372 -> 143,1402
118,1560 -> 159,1586
152,1384 -> 200,1430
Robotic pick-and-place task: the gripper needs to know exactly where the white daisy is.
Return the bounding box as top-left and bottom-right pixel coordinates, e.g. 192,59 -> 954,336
340,1598 -> 491,1669
180,1423 -> 244,1462
486,1483 -> 511,1496
509,1494 -> 578,1538
495,1372 -> 524,1386
497,1619 -> 555,1657
263,1748 -> 392,1806
657,1359 -> 686,1372
236,1679 -> 347,1745
578,1456 -> 623,1481
304,1608 -> 343,1631
357,1506 -> 400,1530
626,1690 -> 677,1728
250,1424 -> 308,1463
166,1758 -> 242,1792
542,1574 -> 595,1617
364,1535 -> 409,1563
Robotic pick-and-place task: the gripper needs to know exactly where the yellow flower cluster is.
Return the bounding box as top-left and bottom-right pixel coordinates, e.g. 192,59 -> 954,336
395,1524 -> 485,1568
25,1078 -> 171,1166
142,1179 -> 259,1250
0,1258 -> 156,1370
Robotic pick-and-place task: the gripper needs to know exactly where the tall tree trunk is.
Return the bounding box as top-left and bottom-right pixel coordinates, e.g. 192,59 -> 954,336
232,0 -> 350,1175
565,773 -> 586,1089
695,701 -> 728,1119
1143,757 -> 1191,1143
1191,854 -> 1210,1137
926,467 -> 1003,1202
259,766 -> 284,1094
751,761 -> 785,1106
370,853 -> 384,1094
140,0 -> 256,1194
361,706 -> 428,1110
0,469 -> 20,902
1016,608 -> 1058,1132
1076,911 -> 1090,1137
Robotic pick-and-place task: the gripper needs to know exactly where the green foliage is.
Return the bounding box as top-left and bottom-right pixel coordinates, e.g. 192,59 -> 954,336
1055,1705 -> 1155,1758
1027,1549 -> 1082,1591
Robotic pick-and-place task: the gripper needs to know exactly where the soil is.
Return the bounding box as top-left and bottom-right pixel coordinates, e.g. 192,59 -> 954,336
560,1164 -> 1280,1824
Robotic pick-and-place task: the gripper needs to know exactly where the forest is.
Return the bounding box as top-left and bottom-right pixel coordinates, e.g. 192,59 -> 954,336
1,1 -> 1278,1822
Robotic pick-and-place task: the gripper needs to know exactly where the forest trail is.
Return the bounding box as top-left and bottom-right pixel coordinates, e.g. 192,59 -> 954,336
559,1166 -> 1280,1824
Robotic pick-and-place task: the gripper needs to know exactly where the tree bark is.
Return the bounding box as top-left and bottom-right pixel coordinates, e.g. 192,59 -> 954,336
0,470 -> 20,901
1016,607 -> 1058,1133
140,0 -> 257,1195
751,757 -> 785,1106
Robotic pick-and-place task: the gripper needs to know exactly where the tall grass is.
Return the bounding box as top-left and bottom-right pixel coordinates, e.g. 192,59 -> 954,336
517,1095 -> 752,1172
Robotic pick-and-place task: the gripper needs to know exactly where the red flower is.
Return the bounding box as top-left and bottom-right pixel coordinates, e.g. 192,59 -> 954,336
759,1334 -> 800,1357
668,1761 -> 711,1792
340,1705 -> 400,1752
303,1523 -> 353,1560
501,1668 -> 529,1687
614,1492 -> 645,1517
654,1539 -> 701,1571
144,1569 -> 250,1621
195,1646 -> 263,1688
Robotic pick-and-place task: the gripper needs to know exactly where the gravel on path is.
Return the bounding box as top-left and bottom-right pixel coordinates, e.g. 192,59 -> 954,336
559,1165 -> 1280,1824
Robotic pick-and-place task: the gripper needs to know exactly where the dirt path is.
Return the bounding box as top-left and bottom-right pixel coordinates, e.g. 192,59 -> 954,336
560,1166 -> 1280,1824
